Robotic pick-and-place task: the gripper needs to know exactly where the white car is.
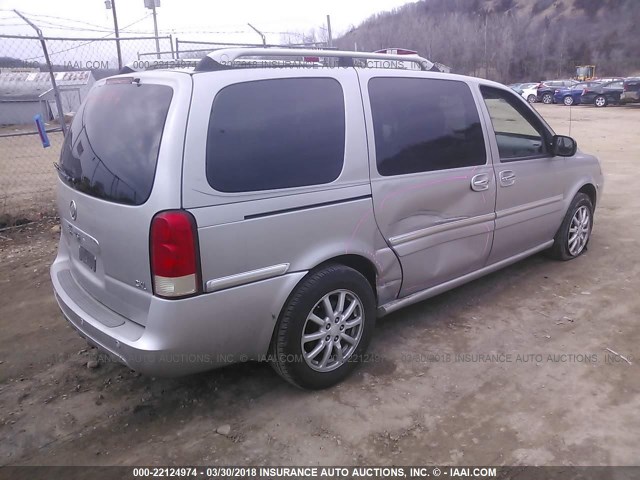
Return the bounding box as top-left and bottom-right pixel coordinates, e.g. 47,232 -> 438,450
519,83 -> 540,103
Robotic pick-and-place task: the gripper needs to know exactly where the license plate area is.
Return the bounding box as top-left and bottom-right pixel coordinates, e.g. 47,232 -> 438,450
79,245 -> 96,272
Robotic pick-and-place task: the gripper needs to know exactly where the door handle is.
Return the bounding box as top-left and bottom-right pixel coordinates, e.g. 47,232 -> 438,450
499,170 -> 516,186
470,173 -> 490,192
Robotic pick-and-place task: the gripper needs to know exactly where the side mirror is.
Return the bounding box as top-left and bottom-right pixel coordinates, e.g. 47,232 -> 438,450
552,135 -> 577,157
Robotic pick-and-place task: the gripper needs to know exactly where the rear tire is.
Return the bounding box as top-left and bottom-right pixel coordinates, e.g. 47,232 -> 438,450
542,93 -> 553,104
563,95 -> 574,106
595,95 -> 607,107
269,264 -> 376,390
548,193 -> 594,261
527,94 -> 537,103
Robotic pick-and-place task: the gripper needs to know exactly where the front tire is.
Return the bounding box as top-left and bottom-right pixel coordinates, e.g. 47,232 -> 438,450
269,264 -> 376,389
548,193 -> 594,261
542,93 -> 553,104
595,95 -> 607,107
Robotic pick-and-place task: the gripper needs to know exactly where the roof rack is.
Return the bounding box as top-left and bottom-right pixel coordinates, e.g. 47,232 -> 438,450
194,47 -> 435,72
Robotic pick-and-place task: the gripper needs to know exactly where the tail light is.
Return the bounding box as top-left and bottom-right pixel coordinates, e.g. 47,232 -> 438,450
150,210 -> 201,299
623,83 -> 628,92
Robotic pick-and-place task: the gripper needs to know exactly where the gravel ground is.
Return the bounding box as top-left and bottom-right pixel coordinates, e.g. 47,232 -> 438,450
0,104 -> 639,467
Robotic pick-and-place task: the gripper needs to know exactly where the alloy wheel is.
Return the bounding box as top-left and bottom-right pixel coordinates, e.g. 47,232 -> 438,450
568,205 -> 591,256
300,289 -> 364,372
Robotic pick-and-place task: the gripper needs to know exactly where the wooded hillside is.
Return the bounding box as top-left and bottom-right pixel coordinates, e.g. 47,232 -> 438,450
335,0 -> 640,83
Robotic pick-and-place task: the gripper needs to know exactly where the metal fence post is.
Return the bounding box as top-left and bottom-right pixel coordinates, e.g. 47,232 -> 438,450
14,10 -> 67,136
111,0 -> 123,70
176,37 -> 180,59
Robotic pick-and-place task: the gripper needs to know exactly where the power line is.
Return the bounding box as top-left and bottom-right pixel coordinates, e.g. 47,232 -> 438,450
6,10 -> 160,36
22,13 -> 153,61
11,11 -> 119,31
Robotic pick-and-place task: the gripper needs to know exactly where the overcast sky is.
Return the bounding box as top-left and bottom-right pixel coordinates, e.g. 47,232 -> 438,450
0,0 -> 414,42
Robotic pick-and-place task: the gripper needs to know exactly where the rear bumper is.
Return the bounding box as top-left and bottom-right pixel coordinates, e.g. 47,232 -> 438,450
51,255 -> 306,376
620,91 -> 640,103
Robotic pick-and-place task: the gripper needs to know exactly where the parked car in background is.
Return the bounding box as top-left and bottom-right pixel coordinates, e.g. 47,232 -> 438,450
596,77 -> 625,83
520,83 -> 541,103
537,80 -> 579,104
581,80 -> 625,107
620,77 -> 640,104
553,81 -> 602,106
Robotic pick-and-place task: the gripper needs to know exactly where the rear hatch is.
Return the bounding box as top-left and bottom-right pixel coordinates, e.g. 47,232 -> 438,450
55,71 -> 192,326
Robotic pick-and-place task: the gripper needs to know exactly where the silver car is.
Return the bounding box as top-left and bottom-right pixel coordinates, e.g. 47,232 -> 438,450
51,48 -> 604,389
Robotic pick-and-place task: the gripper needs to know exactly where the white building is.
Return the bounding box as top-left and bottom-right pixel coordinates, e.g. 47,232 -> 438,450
0,70 -> 95,126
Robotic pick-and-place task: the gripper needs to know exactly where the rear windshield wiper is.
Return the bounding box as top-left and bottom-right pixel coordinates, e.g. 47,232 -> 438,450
54,162 -> 78,184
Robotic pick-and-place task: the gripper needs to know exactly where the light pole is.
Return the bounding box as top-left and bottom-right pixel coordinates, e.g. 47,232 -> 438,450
104,0 -> 123,69
144,0 -> 161,58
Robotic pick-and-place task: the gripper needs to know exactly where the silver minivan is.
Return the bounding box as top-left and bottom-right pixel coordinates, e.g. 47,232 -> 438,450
51,48 -> 603,389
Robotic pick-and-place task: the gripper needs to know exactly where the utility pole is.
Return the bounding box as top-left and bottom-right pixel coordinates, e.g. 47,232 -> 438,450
326,15 -> 333,48
145,0 -> 161,58
152,3 -> 159,58
484,12 -> 488,78
105,0 -> 123,69
247,23 -> 266,46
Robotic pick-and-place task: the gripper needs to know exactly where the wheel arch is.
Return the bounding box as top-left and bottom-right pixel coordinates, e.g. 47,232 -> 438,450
556,181 -> 598,235
267,253 -> 381,350
312,254 -> 378,300
577,183 -> 597,208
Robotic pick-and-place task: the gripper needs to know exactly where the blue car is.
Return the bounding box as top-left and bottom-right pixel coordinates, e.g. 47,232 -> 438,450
553,81 -> 602,106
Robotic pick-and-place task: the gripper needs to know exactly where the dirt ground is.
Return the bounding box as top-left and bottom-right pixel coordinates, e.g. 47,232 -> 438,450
0,127 -> 62,220
1,104 -> 639,467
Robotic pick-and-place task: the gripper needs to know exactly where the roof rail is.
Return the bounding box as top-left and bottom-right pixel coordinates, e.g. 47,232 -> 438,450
194,47 -> 435,72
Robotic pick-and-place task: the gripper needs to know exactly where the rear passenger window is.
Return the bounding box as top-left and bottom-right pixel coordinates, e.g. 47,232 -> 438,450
206,78 -> 345,192
368,78 -> 486,176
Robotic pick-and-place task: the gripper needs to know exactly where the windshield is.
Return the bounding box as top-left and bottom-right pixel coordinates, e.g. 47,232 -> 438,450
57,81 -> 173,205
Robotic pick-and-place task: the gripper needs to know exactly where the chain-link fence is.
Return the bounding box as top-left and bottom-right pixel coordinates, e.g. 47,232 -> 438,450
0,14 -> 328,224
0,18 -> 173,222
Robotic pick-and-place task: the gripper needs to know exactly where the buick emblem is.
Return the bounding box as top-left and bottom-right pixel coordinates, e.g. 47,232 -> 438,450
69,200 -> 77,221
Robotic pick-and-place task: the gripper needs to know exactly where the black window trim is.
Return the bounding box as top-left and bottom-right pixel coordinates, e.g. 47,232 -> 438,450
204,76 -> 347,194
480,85 -> 555,164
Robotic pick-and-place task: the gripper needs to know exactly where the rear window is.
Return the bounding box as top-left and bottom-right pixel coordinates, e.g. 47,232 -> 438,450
58,82 -> 173,205
206,78 -> 345,193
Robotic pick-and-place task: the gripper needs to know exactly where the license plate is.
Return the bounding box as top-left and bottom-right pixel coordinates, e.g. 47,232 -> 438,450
79,245 -> 96,272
